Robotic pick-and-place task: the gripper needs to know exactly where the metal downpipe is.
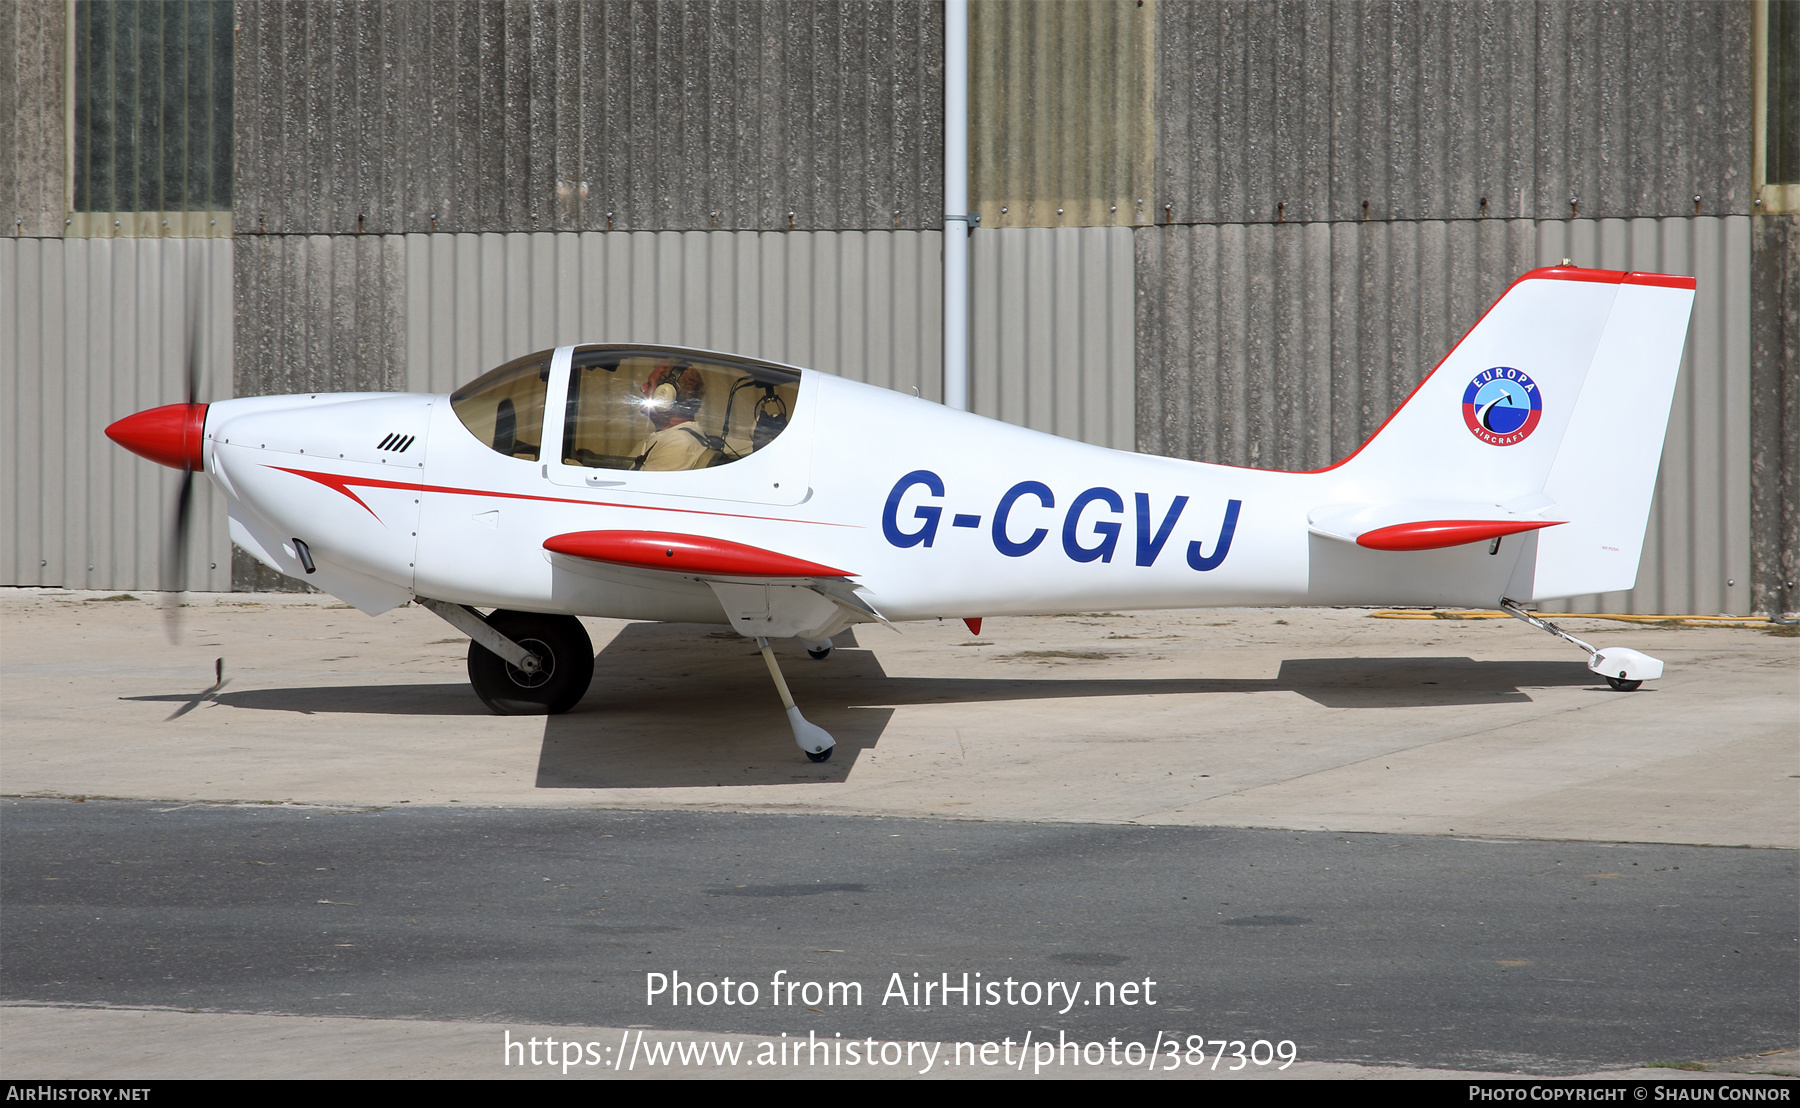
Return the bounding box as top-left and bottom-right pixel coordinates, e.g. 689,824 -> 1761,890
943,0 -> 970,412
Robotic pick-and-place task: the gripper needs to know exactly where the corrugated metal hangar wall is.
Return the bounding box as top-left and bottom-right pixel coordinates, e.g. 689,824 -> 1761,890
5,0 -> 1796,616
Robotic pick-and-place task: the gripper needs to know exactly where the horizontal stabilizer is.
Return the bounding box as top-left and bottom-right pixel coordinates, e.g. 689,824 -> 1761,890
1309,501 -> 1563,552
1356,519 -> 1560,551
544,530 -> 853,578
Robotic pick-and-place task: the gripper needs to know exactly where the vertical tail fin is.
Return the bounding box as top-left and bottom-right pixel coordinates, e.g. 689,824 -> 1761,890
1333,266 -> 1694,601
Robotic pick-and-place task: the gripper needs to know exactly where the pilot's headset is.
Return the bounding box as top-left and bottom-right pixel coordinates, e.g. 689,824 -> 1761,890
751,389 -> 789,449
643,363 -> 702,419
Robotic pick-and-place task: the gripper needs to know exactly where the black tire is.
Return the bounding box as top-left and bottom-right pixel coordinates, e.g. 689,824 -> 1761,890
467,610 -> 594,715
805,746 -> 834,763
1605,676 -> 1642,692
807,646 -> 832,660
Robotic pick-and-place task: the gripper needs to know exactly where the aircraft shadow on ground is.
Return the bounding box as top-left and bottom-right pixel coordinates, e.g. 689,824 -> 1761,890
123,682 -> 491,716
121,623 -> 1602,788
531,623 -> 1603,789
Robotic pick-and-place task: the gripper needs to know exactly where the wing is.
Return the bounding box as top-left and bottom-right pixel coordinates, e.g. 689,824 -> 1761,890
542,529 -> 890,633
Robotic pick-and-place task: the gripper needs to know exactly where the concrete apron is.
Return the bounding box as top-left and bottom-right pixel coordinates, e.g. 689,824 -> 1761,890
2,590 -> 1793,847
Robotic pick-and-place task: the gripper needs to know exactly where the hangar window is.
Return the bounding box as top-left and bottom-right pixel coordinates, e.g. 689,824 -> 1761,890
68,0 -> 234,237
451,351 -> 552,461
1763,0 -> 1799,197
562,347 -> 800,472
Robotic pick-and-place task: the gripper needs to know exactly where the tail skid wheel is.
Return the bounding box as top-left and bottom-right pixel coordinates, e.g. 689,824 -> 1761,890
468,610 -> 594,715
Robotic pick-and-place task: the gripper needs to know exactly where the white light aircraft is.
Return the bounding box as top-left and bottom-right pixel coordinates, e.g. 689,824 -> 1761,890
108,264 -> 1695,761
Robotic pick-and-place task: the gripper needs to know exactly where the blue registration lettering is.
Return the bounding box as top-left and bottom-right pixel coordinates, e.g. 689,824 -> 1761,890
1062,487 -> 1124,563
882,470 -> 945,548
992,481 -> 1055,557
1134,493 -> 1188,567
1187,499 -> 1242,571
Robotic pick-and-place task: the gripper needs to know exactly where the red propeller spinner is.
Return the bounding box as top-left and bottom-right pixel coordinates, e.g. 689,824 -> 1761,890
105,403 -> 208,471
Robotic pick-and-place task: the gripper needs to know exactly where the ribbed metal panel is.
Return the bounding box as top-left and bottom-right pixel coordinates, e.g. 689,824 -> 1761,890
1155,1 -> 1752,225
969,0 -> 1155,229
1138,218 -> 1538,468
1,236 -> 232,591
389,227 -> 1130,448
2,0 -> 66,239
234,233 -> 407,396
244,223 -> 1132,442
1137,216 -> 1751,615
234,1 -> 943,236
970,225 -> 1135,448
395,229 -> 944,401
1750,213 -> 1799,617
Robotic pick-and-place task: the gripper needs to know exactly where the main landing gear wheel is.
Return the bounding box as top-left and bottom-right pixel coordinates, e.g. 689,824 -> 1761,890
467,610 -> 594,715
805,746 -> 833,763
1605,676 -> 1643,692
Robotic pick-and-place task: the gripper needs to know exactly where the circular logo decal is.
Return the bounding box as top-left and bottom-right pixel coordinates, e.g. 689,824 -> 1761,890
1462,367 -> 1542,446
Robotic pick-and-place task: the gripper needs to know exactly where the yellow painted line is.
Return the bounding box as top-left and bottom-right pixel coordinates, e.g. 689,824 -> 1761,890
1372,610 -> 1509,620
1370,610 -> 1777,626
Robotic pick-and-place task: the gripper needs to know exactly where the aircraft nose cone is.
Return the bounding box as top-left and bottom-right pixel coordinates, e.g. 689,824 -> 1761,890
105,403 -> 208,471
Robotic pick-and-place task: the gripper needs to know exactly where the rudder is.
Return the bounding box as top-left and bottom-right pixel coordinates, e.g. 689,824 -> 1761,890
1525,273 -> 1695,601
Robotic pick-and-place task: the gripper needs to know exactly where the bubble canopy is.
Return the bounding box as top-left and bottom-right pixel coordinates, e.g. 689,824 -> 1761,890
450,347 -> 802,472
449,350 -> 552,461
559,347 -> 801,473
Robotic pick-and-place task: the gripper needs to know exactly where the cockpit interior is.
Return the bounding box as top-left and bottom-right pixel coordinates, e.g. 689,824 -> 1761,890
450,346 -> 801,473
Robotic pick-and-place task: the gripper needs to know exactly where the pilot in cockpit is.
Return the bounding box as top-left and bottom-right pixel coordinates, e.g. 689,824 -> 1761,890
630,361 -> 719,471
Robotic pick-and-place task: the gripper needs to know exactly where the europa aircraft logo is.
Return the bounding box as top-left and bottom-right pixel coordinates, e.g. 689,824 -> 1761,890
1461,367 -> 1542,446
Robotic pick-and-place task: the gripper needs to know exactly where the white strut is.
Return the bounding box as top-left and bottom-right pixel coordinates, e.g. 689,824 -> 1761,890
1499,599 -> 1663,689
416,597 -> 542,675
756,636 -> 835,758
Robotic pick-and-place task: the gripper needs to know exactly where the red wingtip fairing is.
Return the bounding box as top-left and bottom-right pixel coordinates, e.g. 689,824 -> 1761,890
105,403 -> 208,471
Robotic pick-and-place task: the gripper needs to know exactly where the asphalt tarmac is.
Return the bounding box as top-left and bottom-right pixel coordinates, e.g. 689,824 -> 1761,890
2,591 -> 1795,1079
5,798 -> 1794,1077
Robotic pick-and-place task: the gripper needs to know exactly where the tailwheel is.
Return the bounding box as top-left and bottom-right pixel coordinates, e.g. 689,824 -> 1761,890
1605,676 -> 1643,692
467,610 -> 594,715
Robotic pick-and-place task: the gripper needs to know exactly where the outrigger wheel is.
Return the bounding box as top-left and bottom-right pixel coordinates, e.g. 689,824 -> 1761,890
467,610 -> 595,715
